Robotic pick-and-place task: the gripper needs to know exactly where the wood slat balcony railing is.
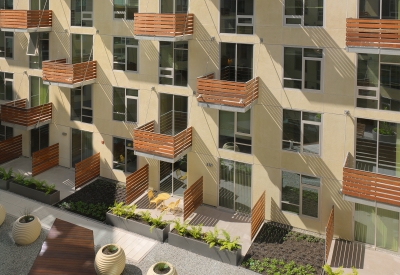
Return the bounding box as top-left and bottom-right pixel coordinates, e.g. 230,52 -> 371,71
342,152 -> 400,207
0,99 -> 52,130
133,13 -> 194,40
196,73 -> 259,112
346,18 -> 400,49
42,59 -> 97,88
133,120 -> 192,163
0,10 -> 52,32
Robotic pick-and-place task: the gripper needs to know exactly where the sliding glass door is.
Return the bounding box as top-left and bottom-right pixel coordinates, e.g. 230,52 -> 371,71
159,155 -> 187,197
31,124 -> 49,156
159,94 -> 188,135
71,129 -> 93,168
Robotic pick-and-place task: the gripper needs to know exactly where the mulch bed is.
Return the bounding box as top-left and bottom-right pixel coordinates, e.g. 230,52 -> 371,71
244,222 -> 325,275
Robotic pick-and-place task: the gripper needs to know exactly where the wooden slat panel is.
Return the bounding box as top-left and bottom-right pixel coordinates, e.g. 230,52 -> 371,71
134,13 -> 194,37
29,218 -> 96,275
75,153 -> 100,189
42,59 -> 97,85
251,191 -> 265,239
126,164 -> 149,204
32,143 -> 59,176
183,176 -> 203,220
346,18 -> 400,49
1,99 -> 52,127
0,10 -> 52,29
0,135 -> 22,165
325,206 -> 334,262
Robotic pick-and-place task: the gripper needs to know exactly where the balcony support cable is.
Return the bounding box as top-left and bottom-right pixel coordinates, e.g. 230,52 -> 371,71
81,33 -> 96,88
35,0 -> 49,32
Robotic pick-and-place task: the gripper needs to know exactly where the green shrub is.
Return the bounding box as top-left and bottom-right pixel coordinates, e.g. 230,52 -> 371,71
171,218 -> 190,236
0,167 -> 12,180
188,224 -> 203,239
218,229 -> 241,251
203,226 -> 220,248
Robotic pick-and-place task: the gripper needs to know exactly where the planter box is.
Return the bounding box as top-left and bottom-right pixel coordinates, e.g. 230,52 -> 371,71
9,181 -> 60,205
0,178 -> 12,190
106,212 -> 170,242
168,231 -> 242,266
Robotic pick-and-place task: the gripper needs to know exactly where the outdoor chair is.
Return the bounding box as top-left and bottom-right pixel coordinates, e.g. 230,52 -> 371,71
176,168 -> 187,181
148,190 -> 162,208
164,199 -> 181,214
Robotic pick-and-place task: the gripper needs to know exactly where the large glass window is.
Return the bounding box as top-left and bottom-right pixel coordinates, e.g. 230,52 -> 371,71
72,34 -> 93,63
284,47 -> 323,90
0,0 -> 12,9
0,72 -> 13,101
220,0 -> 254,34
113,37 -> 138,72
281,171 -> 320,218
160,155 -> 188,197
283,110 -> 322,155
357,54 -> 400,112
30,0 -> 49,10
219,110 -> 252,154
160,94 -> 188,135
28,33 -> 49,69
31,124 -> 49,155
0,32 -> 13,58
284,0 -> 324,26
30,76 -> 48,107
113,137 -> 137,173
0,124 -> 13,141
71,86 -> 93,124
219,159 -> 252,214
220,43 -> 253,82
359,0 -> 400,19
71,0 -> 93,27
114,0 -> 138,20
160,0 -> 188,13
159,41 -> 188,86
113,87 -> 138,123
71,129 -> 93,168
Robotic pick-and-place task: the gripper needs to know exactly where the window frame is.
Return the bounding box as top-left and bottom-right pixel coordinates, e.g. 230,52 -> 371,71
158,41 -> 188,87
0,124 -> 13,141
219,0 -> 255,35
113,37 -> 139,73
113,0 -> 139,20
0,0 -> 12,9
281,170 -> 321,219
70,86 -> 93,124
283,0 -> 325,27
70,34 -> 94,64
29,76 -> 48,107
158,0 -> 189,13
219,42 -> 254,82
112,87 -> 139,123
70,0 -> 94,27
30,0 -> 49,10
0,31 -> 14,59
28,33 -> 49,69
0,72 -> 13,101
112,136 -> 137,173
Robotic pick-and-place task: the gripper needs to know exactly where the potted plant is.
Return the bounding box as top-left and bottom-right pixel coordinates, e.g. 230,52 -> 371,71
372,122 -> 397,143
147,262 -> 177,275
95,244 -> 126,275
0,202 -> 5,226
12,210 -> 41,245
0,167 -> 13,190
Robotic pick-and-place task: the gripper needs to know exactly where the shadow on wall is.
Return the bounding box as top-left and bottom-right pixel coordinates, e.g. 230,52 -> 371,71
330,239 -> 365,269
271,198 -> 291,226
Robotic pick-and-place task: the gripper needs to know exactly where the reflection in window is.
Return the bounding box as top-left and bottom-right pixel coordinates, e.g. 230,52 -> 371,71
113,37 -> 138,72
30,76 -> 48,107
114,0 -> 138,20
159,42 -> 188,86
220,0 -> 254,34
113,137 -> 137,173
71,0 -> 93,27
71,85 -> 93,124
219,110 -> 252,154
113,87 -> 138,123
285,0 -> 324,26
0,72 -> 13,100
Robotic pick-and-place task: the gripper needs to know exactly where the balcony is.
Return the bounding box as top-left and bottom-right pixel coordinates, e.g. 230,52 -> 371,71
0,99 -> 52,130
342,152 -> 400,209
196,73 -> 259,113
346,18 -> 400,53
0,10 -> 52,32
133,13 -> 194,41
133,120 -> 192,163
42,59 -> 97,88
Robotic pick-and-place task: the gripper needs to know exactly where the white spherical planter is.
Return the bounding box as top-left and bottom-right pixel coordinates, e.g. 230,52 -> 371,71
0,203 -> 5,226
95,244 -> 126,275
12,215 -> 41,245
147,262 -> 177,275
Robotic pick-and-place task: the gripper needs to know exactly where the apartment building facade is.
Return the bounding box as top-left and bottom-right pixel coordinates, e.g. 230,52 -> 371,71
0,0 -> 399,253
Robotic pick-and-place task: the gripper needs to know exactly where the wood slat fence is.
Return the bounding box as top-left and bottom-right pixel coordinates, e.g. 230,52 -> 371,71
183,176 -> 203,220
325,206 -> 335,263
346,18 -> 400,49
126,164 -> 149,204
251,191 -> 265,239
133,121 -> 192,160
0,10 -> 52,29
0,135 -> 22,165
1,99 -> 52,128
75,153 -> 100,189
134,13 -> 194,37
197,73 -> 259,108
42,59 -> 97,85
32,143 -> 59,176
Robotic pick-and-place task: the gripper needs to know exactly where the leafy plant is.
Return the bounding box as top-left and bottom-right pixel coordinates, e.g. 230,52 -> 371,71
139,210 -> 152,223
203,226 -> 220,248
218,229 -> 241,251
374,121 -> 395,136
43,182 -> 56,195
0,167 -> 12,180
172,218 -> 190,236
59,201 -> 108,221
109,202 -> 137,219
105,244 -> 118,253
242,257 -> 315,275
188,223 -> 203,239
13,173 -> 26,184
323,265 -> 358,275
154,262 -> 170,273
149,213 -> 167,232
19,208 -> 34,223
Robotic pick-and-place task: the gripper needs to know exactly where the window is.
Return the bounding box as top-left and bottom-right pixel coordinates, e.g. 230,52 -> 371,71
72,34 -> 93,63
282,109 -> 322,155
356,54 -> 400,112
28,33 -> 49,69
160,155 -> 188,197
72,129 -> 93,168
113,87 -> 138,123
0,0 -> 12,9
71,86 -> 93,123
114,0 -> 138,20
284,0 -> 324,26
31,0 -> 49,10
281,171 -> 320,218
160,0 -> 188,13
113,37 -> 138,72
0,72 -> 13,101
30,76 -> 48,107
71,0 -> 93,27
0,124 -> 13,141
284,47 -> 323,91
219,110 -> 252,154
159,41 -> 188,86
113,137 -> 137,173
0,32 -> 13,58
31,124 -> 49,155
220,43 -> 253,82
220,0 -> 254,34
359,0 -> 400,19
160,93 -> 188,135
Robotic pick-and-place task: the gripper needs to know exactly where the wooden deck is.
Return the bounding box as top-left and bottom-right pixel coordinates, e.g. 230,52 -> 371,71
29,218 -> 96,275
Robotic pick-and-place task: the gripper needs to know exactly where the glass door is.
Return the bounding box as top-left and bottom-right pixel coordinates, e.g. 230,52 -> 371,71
31,124 -> 49,156
159,94 -> 188,135
159,155 -> 187,197
71,129 -> 93,168
71,34 -> 93,64
160,0 -> 188,13
220,43 -> 253,82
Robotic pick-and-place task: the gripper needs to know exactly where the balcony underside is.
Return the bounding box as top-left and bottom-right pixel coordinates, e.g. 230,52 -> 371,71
197,99 -> 257,113
343,194 -> 400,213
1,119 -> 51,131
134,147 -> 191,163
133,34 -> 193,42
1,27 -> 51,32
346,46 -> 400,55
43,79 -> 96,89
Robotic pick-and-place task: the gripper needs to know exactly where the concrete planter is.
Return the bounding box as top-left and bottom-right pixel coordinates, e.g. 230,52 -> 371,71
372,130 -> 397,144
95,244 -> 126,275
147,262 -> 177,275
0,178 -> 12,190
106,212 -> 170,242
12,215 -> 41,245
9,181 -> 60,205
0,203 -> 5,226
168,231 -> 242,266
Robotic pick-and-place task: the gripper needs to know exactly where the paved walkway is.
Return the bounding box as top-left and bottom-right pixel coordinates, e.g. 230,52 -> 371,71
0,190 -> 157,262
